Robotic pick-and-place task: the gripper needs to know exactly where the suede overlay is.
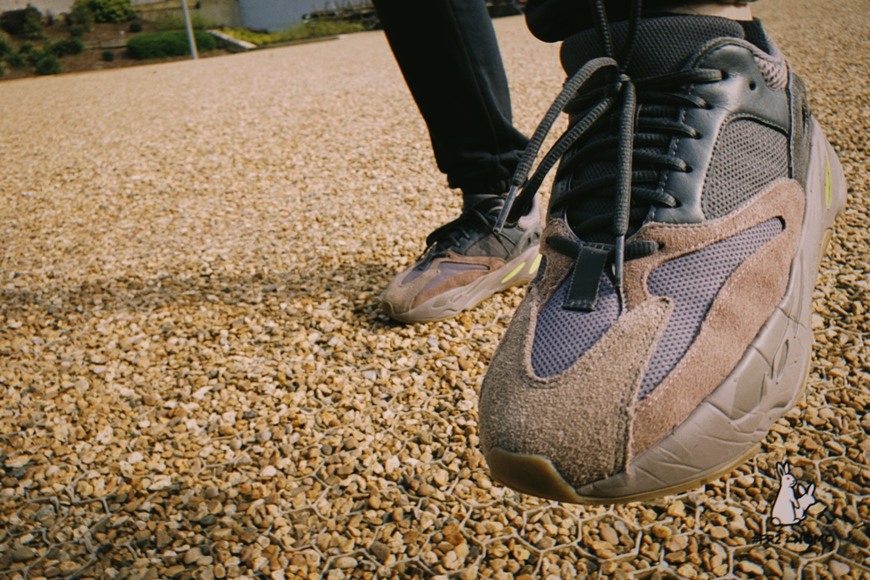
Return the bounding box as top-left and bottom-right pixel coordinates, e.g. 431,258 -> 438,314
383,251 -> 504,311
479,293 -> 672,488
411,254 -> 505,308
630,179 -> 805,456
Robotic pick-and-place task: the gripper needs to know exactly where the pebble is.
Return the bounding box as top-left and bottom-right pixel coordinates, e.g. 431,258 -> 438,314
738,561 -> 765,576
9,544 -> 37,563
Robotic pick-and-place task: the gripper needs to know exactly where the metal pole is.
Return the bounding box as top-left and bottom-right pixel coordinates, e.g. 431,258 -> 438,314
180,0 -> 199,60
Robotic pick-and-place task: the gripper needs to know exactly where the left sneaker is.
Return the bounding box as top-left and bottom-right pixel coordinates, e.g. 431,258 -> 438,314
478,11 -> 847,503
381,196 -> 541,323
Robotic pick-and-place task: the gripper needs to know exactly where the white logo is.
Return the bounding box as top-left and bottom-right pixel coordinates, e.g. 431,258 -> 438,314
770,460 -> 817,527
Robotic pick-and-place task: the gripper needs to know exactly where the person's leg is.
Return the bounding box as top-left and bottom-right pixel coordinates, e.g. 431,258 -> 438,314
375,0 -> 541,323
372,0 -> 529,196
479,0 -> 848,502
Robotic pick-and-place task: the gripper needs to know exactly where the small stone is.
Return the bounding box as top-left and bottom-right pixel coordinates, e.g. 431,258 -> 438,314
370,541 -> 390,562
10,544 -> 37,562
600,525 -> 619,545
667,501 -> 686,518
676,564 -> 698,579
765,559 -> 783,576
709,526 -> 729,540
651,524 -> 672,540
156,528 -> 173,549
829,561 -> 850,578
666,535 -> 689,552
184,548 -> 204,564
333,556 -> 357,569
738,561 -> 765,576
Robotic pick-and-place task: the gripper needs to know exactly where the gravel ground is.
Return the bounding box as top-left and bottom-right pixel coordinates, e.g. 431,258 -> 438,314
0,1 -> 867,578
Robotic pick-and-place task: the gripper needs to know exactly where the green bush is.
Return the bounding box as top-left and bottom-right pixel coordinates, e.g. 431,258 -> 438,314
34,51 -> 61,74
69,25 -> 85,37
71,0 -> 136,24
155,13 -> 210,32
128,20 -> 142,33
50,37 -> 84,56
0,5 -> 44,38
126,30 -> 215,59
5,50 -> 26,68
217,19 -> 365,47
68,2 -> 93,30
101,49 -> 114,61
0,37 -> 11,57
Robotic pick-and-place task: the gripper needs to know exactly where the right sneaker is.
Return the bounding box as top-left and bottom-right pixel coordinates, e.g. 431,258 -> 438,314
478,12 -> 848,503
381,196 -> 542,323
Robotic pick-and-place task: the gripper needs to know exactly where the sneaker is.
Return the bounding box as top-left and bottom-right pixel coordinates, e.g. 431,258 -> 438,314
381,196 -> 542,323
478,12 -> 848,503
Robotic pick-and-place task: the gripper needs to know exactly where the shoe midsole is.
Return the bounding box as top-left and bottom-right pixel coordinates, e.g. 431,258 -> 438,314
576,119 -> 848,500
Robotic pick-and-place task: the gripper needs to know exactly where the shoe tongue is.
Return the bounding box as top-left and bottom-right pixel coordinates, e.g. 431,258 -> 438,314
560,15 -> 746,78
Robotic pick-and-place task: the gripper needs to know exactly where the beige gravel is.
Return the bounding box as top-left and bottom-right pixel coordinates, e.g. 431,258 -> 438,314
1,0 -> 867,578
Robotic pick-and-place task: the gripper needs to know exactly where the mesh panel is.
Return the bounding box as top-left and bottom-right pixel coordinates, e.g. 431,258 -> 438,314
560,16 -> 745,78
638,218 -> 784,397
532,273 -> 620,378
702,120 -> 788,219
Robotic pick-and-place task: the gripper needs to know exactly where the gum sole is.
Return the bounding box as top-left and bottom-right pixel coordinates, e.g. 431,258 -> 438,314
487,443 -> 762,505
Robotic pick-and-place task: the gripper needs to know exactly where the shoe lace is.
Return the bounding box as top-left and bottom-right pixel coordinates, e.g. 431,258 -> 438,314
494,0 -> 723,310
415,197 -> 503,269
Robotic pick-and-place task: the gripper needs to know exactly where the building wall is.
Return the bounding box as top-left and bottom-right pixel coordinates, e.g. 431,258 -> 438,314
237,0 -> 320,32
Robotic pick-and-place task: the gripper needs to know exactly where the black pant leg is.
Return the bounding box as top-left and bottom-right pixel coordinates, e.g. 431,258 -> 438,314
373,0 -> 529,194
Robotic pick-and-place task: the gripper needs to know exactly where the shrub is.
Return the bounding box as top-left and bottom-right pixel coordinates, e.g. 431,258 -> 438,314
155,13 -> 210,32
68,3 -> 93,30
128,20 -> 142,33
71,0 -> 136,24
101,49 -> 114,61
25,46 -> 43,66
0,5 -> 44,38
216,19 -> 365,47
126,30 -> 215,59
50,37 -> 84,56
33,51 -> 60,74
69,26 -> 85,37
0,37 -> 11,57
5,50 -> 26,68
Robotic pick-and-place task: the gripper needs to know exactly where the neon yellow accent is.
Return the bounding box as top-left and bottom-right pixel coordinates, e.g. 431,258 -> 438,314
529,253 -> 543,275
825,157 -> 832,209
501,262 -> 526,285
